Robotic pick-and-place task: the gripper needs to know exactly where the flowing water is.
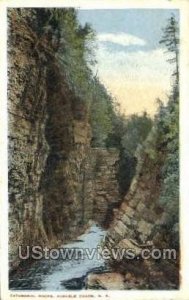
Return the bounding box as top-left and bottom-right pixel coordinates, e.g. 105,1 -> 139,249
9,223 -> 109,290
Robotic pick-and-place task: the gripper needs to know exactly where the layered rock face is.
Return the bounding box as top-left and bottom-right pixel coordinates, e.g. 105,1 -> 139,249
105,149 -> 161,248
87,148 -> 120,226
8,9 -> 51,269
8,9 -> 120,270
8,9 -> 179,289
102,145 -> 179,289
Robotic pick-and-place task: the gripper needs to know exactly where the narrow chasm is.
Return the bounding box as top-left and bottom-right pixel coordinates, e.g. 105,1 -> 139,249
8,8 -> 122,290
8,8 -> 179,291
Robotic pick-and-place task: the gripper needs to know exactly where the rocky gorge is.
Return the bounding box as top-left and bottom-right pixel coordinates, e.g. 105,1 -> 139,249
88,138 -> 179,289
8,8 -> 120,271
8,8 -> 179,290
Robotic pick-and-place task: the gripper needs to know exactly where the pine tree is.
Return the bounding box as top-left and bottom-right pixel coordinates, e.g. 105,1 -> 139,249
159,14 -> 179,86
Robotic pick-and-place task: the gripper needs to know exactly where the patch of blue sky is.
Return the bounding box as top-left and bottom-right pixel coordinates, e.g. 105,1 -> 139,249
77,9 -> 179,115
97,42 -> 149,53
78,9 -> 179,51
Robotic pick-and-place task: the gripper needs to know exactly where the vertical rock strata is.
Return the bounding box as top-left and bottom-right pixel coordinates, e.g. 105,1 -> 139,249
7,8 -> 178,289
8,9 -> 120,270
81,148 -> 120,227
103,144 -> 179,289
8,8 -> 51,269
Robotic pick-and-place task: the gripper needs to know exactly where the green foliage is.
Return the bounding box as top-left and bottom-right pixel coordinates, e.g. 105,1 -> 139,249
118,112 -> 152,196
121,112 -> 153,156
142,15 -> 180,249
144,95 -> 179,248
157,96 -> 179,243
55,9 -> 96,99
34,8 -> 120,149
159,14 -> 179,85
106,111 -> 153,196
144,126 -> 159,161
159,15 -> 179,54
35,8 -> 96,101
106,111 -> 127,148
32,10 -> 179,234
90,79 -> 115,147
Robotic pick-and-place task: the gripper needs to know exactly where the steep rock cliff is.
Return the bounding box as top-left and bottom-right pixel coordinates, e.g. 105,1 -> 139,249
8,8 -> 120,271
102,126 -> 179,289
87,148 -> 120,226
8,8 -> 51,269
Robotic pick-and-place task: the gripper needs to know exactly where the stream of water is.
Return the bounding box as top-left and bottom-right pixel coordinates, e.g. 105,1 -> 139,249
9,224 -> 109,290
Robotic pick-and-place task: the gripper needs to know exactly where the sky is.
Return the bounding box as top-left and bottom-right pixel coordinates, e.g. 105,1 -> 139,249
78,9 -> 179,116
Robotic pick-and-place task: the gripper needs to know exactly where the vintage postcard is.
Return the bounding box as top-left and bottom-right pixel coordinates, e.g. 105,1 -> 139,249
0,0 -> 189,299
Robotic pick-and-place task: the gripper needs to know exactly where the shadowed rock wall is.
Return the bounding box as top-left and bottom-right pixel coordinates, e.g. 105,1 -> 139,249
102,143 -> 179,289
8,8 -> 120,270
